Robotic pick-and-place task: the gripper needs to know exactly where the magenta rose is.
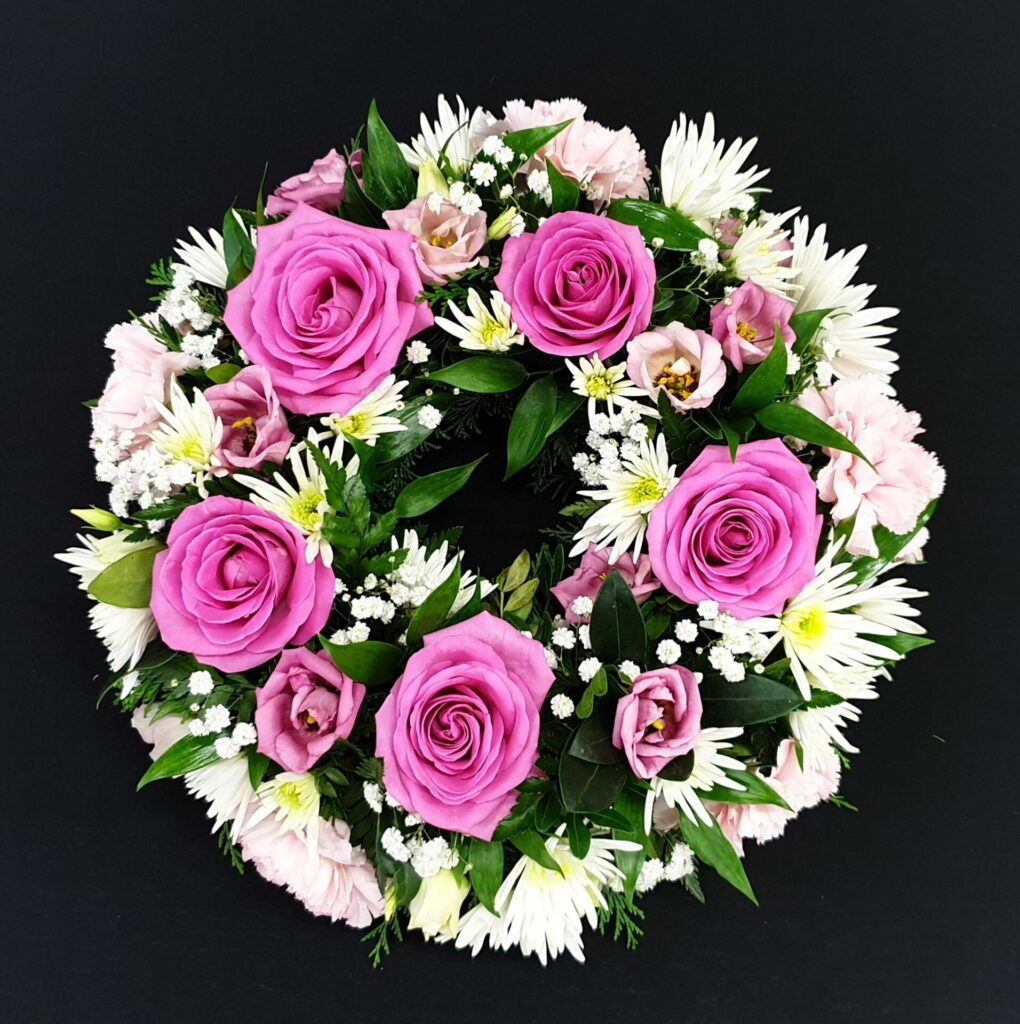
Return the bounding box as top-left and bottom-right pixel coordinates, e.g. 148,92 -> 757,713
647,439 -> 822,619
255,648 -> 365,772
494,211 -> 655,359
374,611 -> 554,840
204,365 -> 293,472
612,666 -> 702,779
150,496 -> 334,671
709,280 -> 795,372
551,542 -> 660,624
382,196 -> 488,284
265,149 -> 347,217
224,203 -> 433,415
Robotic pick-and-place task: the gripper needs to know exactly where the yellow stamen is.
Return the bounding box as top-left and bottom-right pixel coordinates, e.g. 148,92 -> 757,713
654,365 -> 699,400
651,719 -> 665,731
736,321 -> 758,341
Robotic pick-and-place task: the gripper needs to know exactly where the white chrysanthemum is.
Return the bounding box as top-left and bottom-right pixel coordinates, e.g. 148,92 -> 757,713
789,701 -> 862,771
660,112 -> 769,228
790,216 -> 900,388
399,94 -> 496,173
571,434 -> 677,562
434,289 -> 524,352
726,208 -> 801,297
150,379 -> 222,493
246,771 -> 321,854
648,727 -> 746,828
172,215 -> 255,290
455,830 -> 638,965
385,529 -> 491,611
321,375 -> 408,447
566,355 -> 651,423
56,532 -> 160,671
184,754 -> 255,843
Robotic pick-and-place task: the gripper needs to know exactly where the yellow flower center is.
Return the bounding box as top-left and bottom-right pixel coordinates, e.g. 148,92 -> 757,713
163,435 -> 209,466
288,490 -> 324,531
585,371 -> 614,400
783,605 -> 828,648
736,321 -> 758,341
479,317 -> 504,347
627,476 -> 666,507
654,365 -> 699,400
275,782 -> 307,814
430,232 -> 457,249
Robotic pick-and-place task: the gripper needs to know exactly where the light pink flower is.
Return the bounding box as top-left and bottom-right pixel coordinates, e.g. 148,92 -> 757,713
265,149 -> 347,217
626,322 -> 727,412
239,813 -> 384,927
382,196 -> 488,284
204,365 -> 293,472
797,379 -> 945,556
92,321 -> 198,443
709,280 -> 795,372
550,543 -> 659,624
495,98 -> 649,207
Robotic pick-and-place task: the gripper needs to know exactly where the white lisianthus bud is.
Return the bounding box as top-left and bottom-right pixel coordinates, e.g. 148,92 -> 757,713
487,206 -> 519,241
415,158 -> 450,200
407,868 -> 471,942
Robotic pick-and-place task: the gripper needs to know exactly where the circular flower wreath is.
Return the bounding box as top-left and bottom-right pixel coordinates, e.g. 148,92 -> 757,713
60,95 -> 944,966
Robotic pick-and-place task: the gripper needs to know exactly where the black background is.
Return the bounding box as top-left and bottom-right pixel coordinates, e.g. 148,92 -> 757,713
3,2 -> 1018,1021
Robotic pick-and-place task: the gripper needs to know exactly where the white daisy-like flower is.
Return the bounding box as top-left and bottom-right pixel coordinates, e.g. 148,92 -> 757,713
321,375 -> 408,447
171,215 -> 255,290
55,532 -> 160,671
726,208 -> 801,298
434,289 -> 524,352
648,727 -> 747,828
789,701 -> 862,771
246,771 -> 321,854
399,94 -> 496,173
660,112 -> 769,229
185,750 -> 255,842
150,378 -> 222,494
571,434 -> 677,562
566,355 -> 651,423
455,829 -> 639,965
790,216 -> 900,389
385,529 -> 490,611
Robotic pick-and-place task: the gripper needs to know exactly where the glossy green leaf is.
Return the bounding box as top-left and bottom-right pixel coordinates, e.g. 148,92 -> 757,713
546,158 -> 580,213
247,751 -> 270,791
500,550 -> 531,592
394,457 -> 485,518
699,769 -> 791,810
468,838 -> 504,915
223,209 -> 255,289
546,391 -> 584,438
406,559 -> 460,646
755,403 -> 872,465
374,394 -> 451,462
505,376 -> 558,479
509,831 -> 563,875
501,119 -> 573,170
206,363 -> 241,385
341,162 -> 380,225
730,325 -> 789,413
87,544 -> 164,608
789,307 -> 834,356
849,498 -> 939,584
566,814 -> 592,860
590,569 -> 646,665
656,750 -> 695,782
699,673 -> 804,727
606,197 -> 710,251
137,734 -> 219,790
319,637 -> 405,687
559,749 -> 628,813
429,356 -> 526,393
362,99 -> 416,211
680,814 -> 757,904
568,704 -> 625,765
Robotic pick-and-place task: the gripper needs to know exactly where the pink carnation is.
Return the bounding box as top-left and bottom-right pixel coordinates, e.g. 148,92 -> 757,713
265,149 -> 347,217
550,543 -> 659,624
798,379 -> 945,556
495,98 -> 649,207
382,196 -> 488,284
626,322 -> 727,412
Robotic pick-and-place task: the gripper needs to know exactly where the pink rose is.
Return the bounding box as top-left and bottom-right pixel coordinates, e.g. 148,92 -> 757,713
612,666 -> 702,780
204,365 -> 293,472
254,648 -> 365,773
495,211 -> 655,360
375,611 -> 554,840
240,813 -> 383,927
709,280 -> 795,372
626,322 -> 727,412
551,543 -> 660,624
382,196 -> 488,284
150,496 -> 334,671
92,321 -> 198,443
265,149 -> 347,217
224,203 -> 432,415
494,98 -> 649,207
797,379 -> 944,556
647,439 -> 822,619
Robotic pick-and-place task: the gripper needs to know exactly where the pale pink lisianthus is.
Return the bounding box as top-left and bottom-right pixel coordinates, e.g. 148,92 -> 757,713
494,98 -> 649,207
91,321 -> 198,444
382,196 -> 488,284
797,379 -> 945,556
239,812 -> 384,927
204,365 -> 293,472
626,322 -> 727,412
550,543 -> 659,624
709,280 -> 796,372
265,149 -> 347,217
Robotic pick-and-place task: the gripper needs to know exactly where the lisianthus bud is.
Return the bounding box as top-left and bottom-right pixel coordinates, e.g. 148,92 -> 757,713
487,206 -> 518,241
70,506 -> 123,531
407,868 -> 470,941
416,158 -> 450,199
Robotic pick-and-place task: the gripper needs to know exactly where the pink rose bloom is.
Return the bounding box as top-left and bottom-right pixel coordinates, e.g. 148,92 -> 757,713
626,322 -> 727,412
240,813 -> 383,927
204,365 -> 293,473
495,98 -> 649,207
255,648 -> 365,773
551,543 -> 660,624
798,379 -> 945,556
709,280 -> 795,372
224,203 -> 432,415
265,149 -> 347,217
495,211 -> 655,360
612,666 -> 702,780
382,196 -> 488,284
92,321 -> 198,443
375,611 -> 554,840
150,496 -> 334,671
647,439 -> 822,619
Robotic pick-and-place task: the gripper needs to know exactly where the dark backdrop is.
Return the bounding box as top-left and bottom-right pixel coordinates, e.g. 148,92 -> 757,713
4,2 -> 1017,1021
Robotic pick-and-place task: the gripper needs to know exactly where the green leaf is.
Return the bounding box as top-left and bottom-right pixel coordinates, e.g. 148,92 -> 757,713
849,498 -> 939,584
429,356 -> 526,393
468,838 -> 504,915
606,198 -> 710,251
504,578 -> 539,615
869,631 -> 935,657
789,307 -> 834,356
319,637 -> 405,687
700,769 -> 791,810
566,814 -> 592,860
575,666 -> 608,720
546,158 -> 580,213
501,119 -> 573,171
137,734 -> 220,790
500,550 -> 531,592
394,457 -> 485,519
510,832 -> 563,875
586,808 -> 633,831
755,403 -> 873,466
505,376 -> 558,479
590,570 -> 646,665
247,751 -> 270,791
546,392 -> 584,438
362,99 -> 416,211
306,443 -> 348,511
699,673 -> 804,727
374,394 -> 451,462
205,363 -> 242,385
491,785 -> 544,840
656,751 -> 694,782
341,161 -> 381,225
223,209 -> 255,290
87,544 -> 163,608
680,814 -> 757,904
406,558 -> 460,646
559,749 -> 628,813
568,704 -> 624,765
730,325 -> 789,413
